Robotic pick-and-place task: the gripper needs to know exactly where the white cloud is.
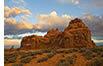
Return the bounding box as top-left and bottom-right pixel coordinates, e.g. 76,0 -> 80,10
57,0 -> 79,4
21,16 -> 29,22
4,18 -> 34,31
4,6 -> 32,18
93,40 -> 103,43
4,11 -> 73,35
36,11 -> 72,30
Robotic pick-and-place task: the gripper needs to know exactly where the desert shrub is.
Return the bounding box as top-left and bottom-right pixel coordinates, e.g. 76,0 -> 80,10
12,63 -> 23,66
47,53 -> 56,58
100,53 -> 103,57
72,48 -> 78,52
56,50 -> 65,53
82,50 -> 92,56
79,48 -> 87,53
88,58 -> 103,66
5,53 -> 18,59
37,57 -> 48,63
8,57 -> 16,63
20,51 -> 42,59
72,54 -> 77,58
42,49 -> 52,53
91,48 -> 103,53
65,56 -> 74,64
21,56 -> 34,63
56,59 -> 70,66
86,54 -> 96,60
64,50 -> 73,54
97,51 -> 103,57
81,50 -> 97,60
17,52 -> 26,55
33,51 -> 43,55
5,53 -> 18,63
20,54 -> 29,59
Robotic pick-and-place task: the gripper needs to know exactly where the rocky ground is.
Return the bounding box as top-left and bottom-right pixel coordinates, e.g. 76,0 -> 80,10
4,47 -> 103,66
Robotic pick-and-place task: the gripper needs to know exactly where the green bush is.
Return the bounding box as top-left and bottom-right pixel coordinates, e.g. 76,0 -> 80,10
21,57 -> 34,63
47,53 -> 56,58
72,54 -> 77,59
33,51 -> 43,55
37,57 -> 48,63
56,59 -> 70,66
97,51 -> 103,57
65,56 -> 74,64
79,48 -> 86,53
8,57 -> 16,63
5,53 -> 18,59
4,53 -> 18,63
20,54 -> 29,59
12,63 -> 23,66
56,50 -> 65,53
20,51 -> 42,59
86,54 -> 96,60
42,49 -> 52,53
82,50 -> 92,56
64,50 -> 73,54
88,58 -> 103,66
81,50 -> 97,60
72,48 -> 78,52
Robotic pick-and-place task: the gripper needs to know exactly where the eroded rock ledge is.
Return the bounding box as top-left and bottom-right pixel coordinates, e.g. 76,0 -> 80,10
20,18 -> 96,49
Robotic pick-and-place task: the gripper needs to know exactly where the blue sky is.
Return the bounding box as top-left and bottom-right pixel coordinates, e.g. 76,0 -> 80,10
5,0 -> 103,24
4,0 -> 103,47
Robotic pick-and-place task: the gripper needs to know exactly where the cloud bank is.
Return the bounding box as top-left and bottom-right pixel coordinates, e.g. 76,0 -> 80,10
4,9 -> 73,35
4,6 -> 32,18
81,13 -> 103,37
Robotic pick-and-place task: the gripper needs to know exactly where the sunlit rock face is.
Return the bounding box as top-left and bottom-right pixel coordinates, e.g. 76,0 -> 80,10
20,18 -> 96,49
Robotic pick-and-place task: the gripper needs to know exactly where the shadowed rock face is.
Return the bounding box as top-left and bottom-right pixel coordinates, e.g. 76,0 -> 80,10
20,18 -> 96,49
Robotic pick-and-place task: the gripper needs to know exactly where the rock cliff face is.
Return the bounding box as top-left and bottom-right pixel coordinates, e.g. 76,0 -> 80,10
20,18 -> 96,49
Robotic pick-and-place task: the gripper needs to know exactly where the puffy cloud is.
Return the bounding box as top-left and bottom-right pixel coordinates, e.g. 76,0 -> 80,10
4,11 -> 72,35
4,39 -> 21,46
4,6 -> 32,18
4,18 -> 34,31
21,10 -> 32,15
21,16 -> 28,22
57,0 -> 79,4
36,11 -> 72,30
93,40 -> 103,43
4,6 -> 10,11
81,13 -> 103,37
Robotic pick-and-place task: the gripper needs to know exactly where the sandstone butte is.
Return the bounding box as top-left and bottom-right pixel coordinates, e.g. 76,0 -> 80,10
20,18 -> 96,50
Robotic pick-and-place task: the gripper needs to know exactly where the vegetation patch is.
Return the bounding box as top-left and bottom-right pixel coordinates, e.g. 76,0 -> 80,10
87,58 -> 103,66
21,56 -> 34,63
47,53 -> 56,58
37,57 -> 48,63
56,59 -> 70,66
12,63 -> 23,66
42,49 -> 52,53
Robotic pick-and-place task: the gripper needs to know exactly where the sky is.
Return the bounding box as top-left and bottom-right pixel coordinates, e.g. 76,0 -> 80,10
4,0 -> 103,48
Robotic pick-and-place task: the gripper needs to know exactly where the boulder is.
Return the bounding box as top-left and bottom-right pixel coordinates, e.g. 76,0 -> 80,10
20,18 -> 96,49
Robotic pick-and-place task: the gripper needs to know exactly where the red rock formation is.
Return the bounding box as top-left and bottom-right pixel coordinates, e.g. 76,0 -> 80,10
20,18 -> 96,49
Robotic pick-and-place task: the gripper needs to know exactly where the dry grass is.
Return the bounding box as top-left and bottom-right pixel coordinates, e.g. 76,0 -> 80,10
4,47 -> 103,66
